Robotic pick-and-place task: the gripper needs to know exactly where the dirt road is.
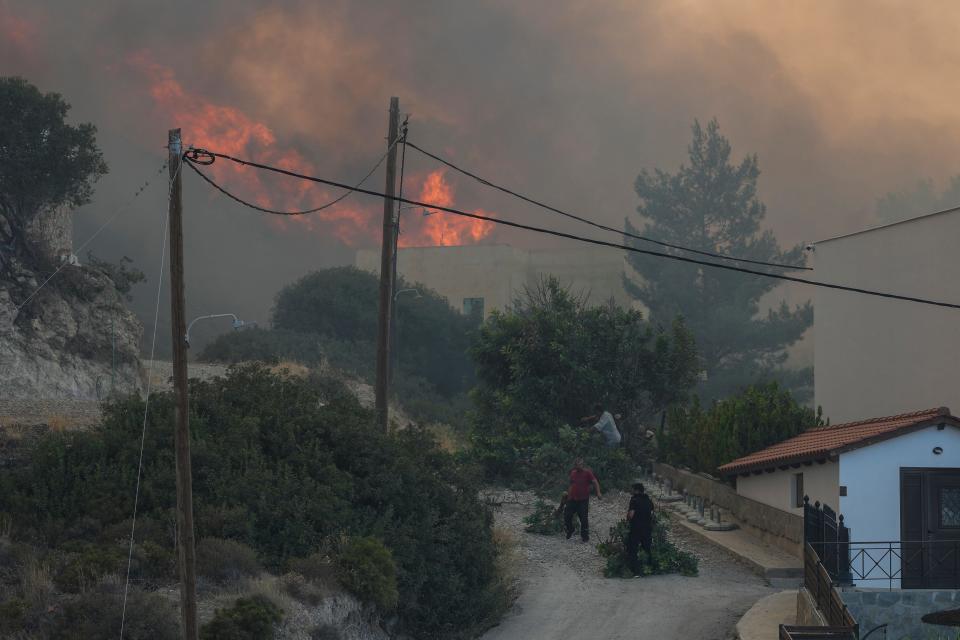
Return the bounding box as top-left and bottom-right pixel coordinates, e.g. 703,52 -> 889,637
482,490 -> 775,640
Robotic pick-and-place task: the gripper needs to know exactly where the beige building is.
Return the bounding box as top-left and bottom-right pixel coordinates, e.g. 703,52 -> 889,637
355,244 -> 631,317
813,210 -> 960,423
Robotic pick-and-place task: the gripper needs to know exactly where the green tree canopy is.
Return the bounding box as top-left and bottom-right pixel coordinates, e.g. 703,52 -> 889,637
625,119 -> 812,401
270,266 -> 476,396
0,76 -> 107,254
469,277 -> 699,483
662,381 -> 822,474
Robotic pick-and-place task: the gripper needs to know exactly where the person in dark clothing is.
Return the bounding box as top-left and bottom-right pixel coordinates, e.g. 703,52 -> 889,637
564,457 -> 601,542
626,482 -> 655,575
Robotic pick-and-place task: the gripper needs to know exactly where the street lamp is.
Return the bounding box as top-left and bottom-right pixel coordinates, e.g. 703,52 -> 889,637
185,313 -> 255,347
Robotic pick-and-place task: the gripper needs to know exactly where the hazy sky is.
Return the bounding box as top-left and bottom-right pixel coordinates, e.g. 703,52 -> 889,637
3,0 -> 958,350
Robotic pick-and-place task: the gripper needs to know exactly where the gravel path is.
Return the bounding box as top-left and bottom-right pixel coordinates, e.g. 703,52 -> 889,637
481,489 -> 776,640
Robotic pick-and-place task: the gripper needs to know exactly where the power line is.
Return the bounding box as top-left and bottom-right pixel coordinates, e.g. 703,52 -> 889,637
182,149 -> 960,311
12,161 -> 168,313
404,140 -> 811,272
183,138 -> 397,216
119,158 -> 180,638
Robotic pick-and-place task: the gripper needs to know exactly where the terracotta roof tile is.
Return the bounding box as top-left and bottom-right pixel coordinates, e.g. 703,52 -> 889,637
717,407 -> 955,475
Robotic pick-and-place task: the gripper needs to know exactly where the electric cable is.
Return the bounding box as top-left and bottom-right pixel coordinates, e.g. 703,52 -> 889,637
405,140 -> 811,271
119,158 -> 180,638
182,149 -> 960,311
183,137 -> 397,216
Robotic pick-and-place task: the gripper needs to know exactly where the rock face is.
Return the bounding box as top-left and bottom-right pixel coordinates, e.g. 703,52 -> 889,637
0,210 -> 143,400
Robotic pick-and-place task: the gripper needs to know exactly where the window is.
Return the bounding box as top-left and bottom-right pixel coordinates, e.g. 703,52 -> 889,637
463,297 -> 484,320
792,473 -> 804,508
941,487 -> 960,528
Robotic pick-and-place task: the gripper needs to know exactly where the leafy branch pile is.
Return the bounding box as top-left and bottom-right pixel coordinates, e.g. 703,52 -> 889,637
596,515 -> 698,578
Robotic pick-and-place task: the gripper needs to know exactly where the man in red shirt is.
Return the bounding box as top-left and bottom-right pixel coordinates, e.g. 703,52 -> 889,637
564,456 -> 602,542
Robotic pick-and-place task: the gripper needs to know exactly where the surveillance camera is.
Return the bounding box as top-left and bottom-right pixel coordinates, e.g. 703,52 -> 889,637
804,244 -> 815,252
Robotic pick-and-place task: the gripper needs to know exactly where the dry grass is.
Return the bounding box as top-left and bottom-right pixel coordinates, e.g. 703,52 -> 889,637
427,422 -> 467,453
491,526 -> 521,600
46,415 -> 70,433
268,360 -> 311,377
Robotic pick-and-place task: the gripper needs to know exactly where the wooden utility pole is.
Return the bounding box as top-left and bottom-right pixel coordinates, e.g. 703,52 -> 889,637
375,98 -> 401,431
168,128 -> 199,640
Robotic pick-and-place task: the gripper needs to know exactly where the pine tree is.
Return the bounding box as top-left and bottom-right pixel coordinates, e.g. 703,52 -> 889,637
625,119 -> 812,401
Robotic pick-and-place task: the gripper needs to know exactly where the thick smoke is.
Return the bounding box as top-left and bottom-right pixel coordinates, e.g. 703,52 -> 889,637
2,0 -> 957,352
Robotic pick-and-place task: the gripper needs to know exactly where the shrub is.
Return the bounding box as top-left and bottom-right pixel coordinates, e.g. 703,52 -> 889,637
523,499 -> 565,536
48,584 -> 179,640
200,595 -> 283,640
1,366 -> 506,639
662,382 -> 822,474
596,515 -> 698,578
52,543 -> 124,593
288,552 -> 336,585
0,597 -> 26,635
279,572 -> 328,605
334,537 -> 398,611
196,537 -> 261,586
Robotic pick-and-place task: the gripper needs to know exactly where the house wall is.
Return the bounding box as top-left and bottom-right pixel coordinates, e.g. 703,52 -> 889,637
736,460 -> 839,516
814,211 -> 960,423
355,244 -> 630,317
839,424 -> 960,586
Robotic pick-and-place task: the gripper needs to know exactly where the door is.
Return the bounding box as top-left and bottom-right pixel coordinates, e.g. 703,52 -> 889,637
925,470 -> 960,588
901,468 -> 960,588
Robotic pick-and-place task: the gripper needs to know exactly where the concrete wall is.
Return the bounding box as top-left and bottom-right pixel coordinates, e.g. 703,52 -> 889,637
654,462 -> 803,556
841,589 -> 960,640
796,588 -> 827,626
839,425 -> 960,586
736,461 -> 839,516
814,211 -> 960,423
355,244 -> 631,317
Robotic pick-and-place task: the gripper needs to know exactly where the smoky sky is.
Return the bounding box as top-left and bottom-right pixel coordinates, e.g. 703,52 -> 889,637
3,0 -> 958,353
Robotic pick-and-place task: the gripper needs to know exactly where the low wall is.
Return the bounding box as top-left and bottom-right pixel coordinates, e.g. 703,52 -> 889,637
841,589 -> 960,640
654,462 -> 803,557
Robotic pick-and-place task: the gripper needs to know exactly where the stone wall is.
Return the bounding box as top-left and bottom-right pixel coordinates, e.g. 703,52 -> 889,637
654,462 -> 804,557
841,589 -> 960,640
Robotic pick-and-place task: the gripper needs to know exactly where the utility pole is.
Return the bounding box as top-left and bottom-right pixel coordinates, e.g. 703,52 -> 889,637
375,98 -> 401,431
167,128 -> 198,640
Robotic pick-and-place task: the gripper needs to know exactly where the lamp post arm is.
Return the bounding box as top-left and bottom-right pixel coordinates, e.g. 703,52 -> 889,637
185,313 -> 240,347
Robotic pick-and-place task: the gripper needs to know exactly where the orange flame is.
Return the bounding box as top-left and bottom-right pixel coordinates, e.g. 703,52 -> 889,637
399,169 -> 495,247
0,6 -> 37,56
127,52 -> 378,245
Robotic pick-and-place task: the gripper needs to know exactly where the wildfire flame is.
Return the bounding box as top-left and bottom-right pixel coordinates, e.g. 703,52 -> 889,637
400,169 -> 495,247
129,53 -> 494,247
128,52 -> 377,244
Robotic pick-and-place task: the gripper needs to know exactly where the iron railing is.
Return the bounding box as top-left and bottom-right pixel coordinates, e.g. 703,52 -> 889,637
809,539 -> 960,589
780,625 -> 858,640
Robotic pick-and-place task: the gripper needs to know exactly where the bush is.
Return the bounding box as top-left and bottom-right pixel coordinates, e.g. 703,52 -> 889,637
52,543 -> 124,593
196,537 -> 261,586
200,594 -> 282,640
288,552 -> 336,585
662,382 -> 823,473
0,365 -> 506,639
49,584 -> 179,640
0,597 -> 26,635
523,499 -> 565,536
335,537 -> 398,611
596,515 -> 698,578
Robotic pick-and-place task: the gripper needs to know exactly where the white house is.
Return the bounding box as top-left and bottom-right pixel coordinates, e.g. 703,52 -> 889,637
718,407 -> 960,588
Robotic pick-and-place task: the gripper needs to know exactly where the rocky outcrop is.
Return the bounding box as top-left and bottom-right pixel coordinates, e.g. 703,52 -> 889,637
0,211 -> 143,400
